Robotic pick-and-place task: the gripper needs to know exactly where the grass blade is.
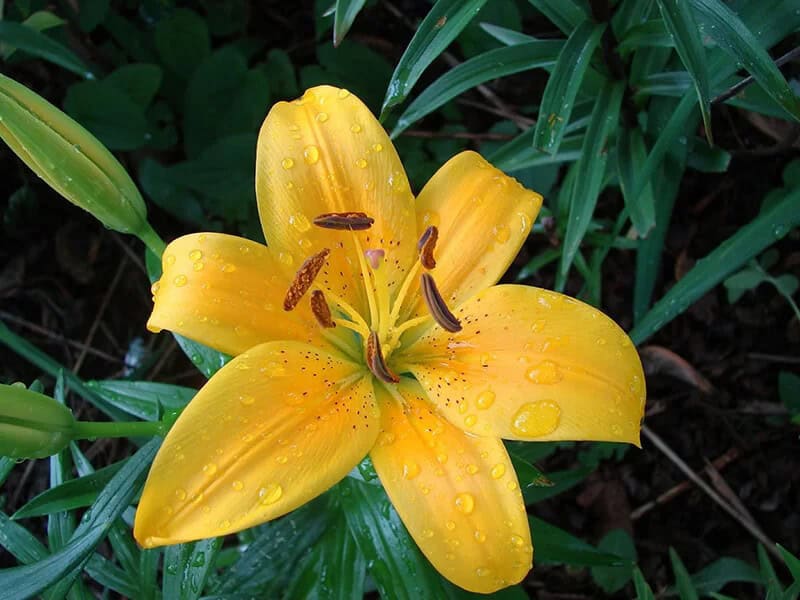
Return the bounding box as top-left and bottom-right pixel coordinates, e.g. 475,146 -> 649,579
617,127 -> 656,236
533,20 -> 604,154
530,516 -> 627,567
0,512 -> 49,564
0,21 -> 92,78
392,40 -> 563,136
690,0 -> 800,121
670,548 -> 700,600
560,80 -> 624,277
381,0 -> 489,117
618,20 -> 672,54
163,537 -> 222,600
630,184 -> 800,344
526,0 -> 588,35
655,0 -> 713,142
86,380 -> 195,421
333,0 -> 367,47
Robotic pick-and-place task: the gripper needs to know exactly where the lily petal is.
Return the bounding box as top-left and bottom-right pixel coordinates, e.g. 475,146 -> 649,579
401,285 -> 645,444
148,233 -> 325,356
134,341 -> 377,546
256,85 -> 417,316
405,151 -> 543,319
370,379 -> 531,594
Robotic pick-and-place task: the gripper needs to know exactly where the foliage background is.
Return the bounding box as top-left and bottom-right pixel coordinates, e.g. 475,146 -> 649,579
0,0 -> 799,598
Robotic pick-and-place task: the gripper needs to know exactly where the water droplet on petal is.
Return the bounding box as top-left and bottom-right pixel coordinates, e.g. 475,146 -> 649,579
239,394 -> 255,406
316,112 -> 329,123
476,567 -> 492,577
493,224 -> 510,243
189,249 -> 203,261
454,492 -> 475,514
232,480 -> 244,491
445,520 -> 456,531
373,143 -> 383,152
202,463 -> 217,476
436,452 -> 448,464
465,463 -> 479,475
350,123 -> 362,133
289,213 -> 311,232
175,488 -> 187,501
422,528 -> 434,539
303,145 -> 320,165
476,390 -> 495,409
258,483 -> 283,505
511,400 -> 561,438
222,263 -> 237,273
337,89 -> 350,99
474,529 -> 486,543
525,360 -> 562,384
464,414 -> 477,427
377,432 -> 396,446
402,460 -> 420,480
355,158 -> 367,169
490,463 -> 506,479
510,534 -> 525,547
281,157 -> 295,170
173,274 -> 187,287
193,261 -> 204,271
165,254 -> 176,266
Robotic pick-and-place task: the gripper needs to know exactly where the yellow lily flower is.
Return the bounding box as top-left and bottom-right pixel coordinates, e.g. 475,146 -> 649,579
134,85 -> 645,593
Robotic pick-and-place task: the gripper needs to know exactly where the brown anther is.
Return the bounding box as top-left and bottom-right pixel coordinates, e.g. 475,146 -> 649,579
366,332 -> 400,383
313,212 -> 374,230
283,248 -> 330,311
420,273 -> 462,332
310,290 -> 335,328
417,225 -> 438,270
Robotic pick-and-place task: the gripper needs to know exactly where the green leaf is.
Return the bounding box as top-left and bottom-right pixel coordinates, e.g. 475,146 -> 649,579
691,557 -> 763,595
64,80 -> 151,151
339,477 -> 447,599
47,372 -> 76,551
774,274 -> 799,297
633,567 -> 656,600
77,0 -> 110,32
214,500 -> 328,595
0,512 -> 49,564
655,0 -> 713,142
778,372 -> 800,416
757,544 -> 783,598
105,64 -> 163,108
777,544 -> 800,584
532,20 -> 604,154
670,547 -> 700,600
560,80 -> 624,277
689,0 -> 800,122
526,0 -> 588,35
478,23 -> 535,46
530,517 -> 628,567
333,0 -> 367,47
618,19 -> 673,54
591,529 -> 637,593
86,380 -> 195,421
163,537 -> 222,600
687,137 -> 731,173
522,467 -> 592,504
154,8 -> 210,77
617,127 -> 656,236
630,184 -> 800,344
724,267 -> 765,303
12,458 -> 126,519
392,40 -> 563,137
0,21 -> 92,78
85,553 -> 138,598
0,439 -> 160,599
381,0 -> 489,117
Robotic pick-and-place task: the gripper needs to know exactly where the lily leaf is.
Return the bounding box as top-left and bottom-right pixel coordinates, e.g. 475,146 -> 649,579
333,0 -> 367,47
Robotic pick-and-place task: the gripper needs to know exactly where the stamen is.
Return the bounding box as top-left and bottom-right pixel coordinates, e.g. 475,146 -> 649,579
366,331 -> 400,383
310,290 -> 335,328
420,273 -> 462,333
283,248 -> 330,311
314,212 -> 374,230
417,225 -> 439,270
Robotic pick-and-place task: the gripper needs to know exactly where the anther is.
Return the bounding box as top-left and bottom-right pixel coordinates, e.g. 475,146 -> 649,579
310,290 -> 335,328
366,332 -> 400,383
420,273 -> 462,332
313,212 -> 374,230
417,225 -> 438,270
283,248 -> 330,311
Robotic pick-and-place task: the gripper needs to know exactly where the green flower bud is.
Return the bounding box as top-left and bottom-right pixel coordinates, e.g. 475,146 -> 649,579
0,383 -> 76,459
0,74 -> 160,250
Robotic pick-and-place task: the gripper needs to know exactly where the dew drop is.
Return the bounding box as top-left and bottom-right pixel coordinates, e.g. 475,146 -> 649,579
373,143 -> 383,152
474,529 -> 487,543
476,567 -> 492,577
422,528 -> 434,539
193,261 -> 204,271
465,463 -> 479,475
222,263 -> 237,273
232,480 -> 244,491
276,455 -> 289,464
189,249 -> 203,261
402,460 -> 420,480
202,463 -> 218,476
464,414 -> 477,427
510,400 -> 561,438
510,534 -> 525,547
239,394 -> 255,406
490,463 -> 506,479
445,520 -> 456,531
303,145 -> 320,165
355,158 -> 368,169
421,210 -> 440,228
493,224 -> 511,243
454,492 -> 475,514
525,360 -> 563,384
377,432 -> 396,446
337,89 -> 350,99
278,252 -> 294,266
173,274 -> 188,287
165,254 -> 176,266
281,157 -> 295,170
506,480 -> 518,491
150,281 -> 161,295
476,390 -> 496,410
289,213 -> 311,232
258,483 -> 283,505
530,319 -> 546,332
174,488 -> 187,501
350,123 -> 362,133
316,112 -> 329,123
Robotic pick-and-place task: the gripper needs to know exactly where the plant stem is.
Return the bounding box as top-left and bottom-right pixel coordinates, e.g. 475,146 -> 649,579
138,223 -> 167,258
73,420 -> 165,440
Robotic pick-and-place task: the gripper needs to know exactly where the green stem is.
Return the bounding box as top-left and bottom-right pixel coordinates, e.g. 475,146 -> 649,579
138,222 -> 167,257
73,420 -> 165,440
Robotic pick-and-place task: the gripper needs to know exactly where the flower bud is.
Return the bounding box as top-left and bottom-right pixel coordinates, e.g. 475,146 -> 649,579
0,383 -> 76,459
0,73 -> 150,237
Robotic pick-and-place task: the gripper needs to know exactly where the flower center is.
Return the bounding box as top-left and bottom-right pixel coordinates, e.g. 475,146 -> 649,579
281,213 -> 461,383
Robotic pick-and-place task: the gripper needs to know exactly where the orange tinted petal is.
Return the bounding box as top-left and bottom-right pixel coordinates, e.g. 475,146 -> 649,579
400,285 -> 645,444
370,379 -> 531,593
256,85 -> 417,317
134,342 -> 377,546
149,233 -> 326,356
404,151 -> 542,319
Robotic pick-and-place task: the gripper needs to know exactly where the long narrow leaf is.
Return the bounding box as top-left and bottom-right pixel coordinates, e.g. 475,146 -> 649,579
526,0 -> 587,35
163,537 -> 222,600
530,517 -> 627,567
655,0 -> 712,141
689,0 -> 800,122
333,0 -> 367,47
393,40 -> 563,136
533,21 -> 604,154
381,0 -> 489,117
560,80 -> 624,277
617,127 -> 656,236
87,380 -> 195,421
0,21 -> 92,78
631,184 -> 800,344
